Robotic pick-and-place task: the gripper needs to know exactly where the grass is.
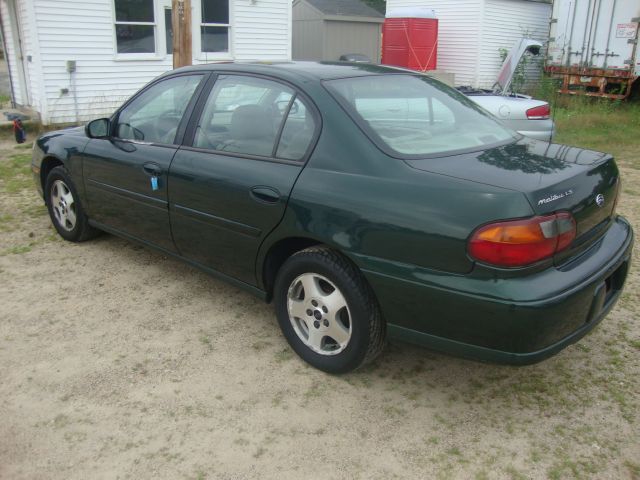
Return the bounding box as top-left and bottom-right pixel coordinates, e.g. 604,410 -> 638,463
0,153 -> 33,193
550,96 -> 640,169
199,333 -> 213,352
0,102 -> 637,479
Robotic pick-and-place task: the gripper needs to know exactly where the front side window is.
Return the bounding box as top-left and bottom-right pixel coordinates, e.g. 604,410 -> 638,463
201,0 -> 230,53
193,75 -> 294,157
325,75 -> 517,157
114,0 -> 156,54
116,75 -> 202,144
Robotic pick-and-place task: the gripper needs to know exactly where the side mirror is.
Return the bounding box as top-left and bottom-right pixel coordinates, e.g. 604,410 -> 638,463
86,118 -> 110,138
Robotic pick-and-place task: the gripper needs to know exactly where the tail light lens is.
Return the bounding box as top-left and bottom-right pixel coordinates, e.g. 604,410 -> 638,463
468,212 -> 576,267
526,104 -> 550,119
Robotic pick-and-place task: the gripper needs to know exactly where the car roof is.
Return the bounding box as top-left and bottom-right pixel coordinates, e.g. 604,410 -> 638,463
169,61 -> 408,82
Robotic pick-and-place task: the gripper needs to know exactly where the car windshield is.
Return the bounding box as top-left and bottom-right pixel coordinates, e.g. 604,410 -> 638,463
325,74 -> 518,157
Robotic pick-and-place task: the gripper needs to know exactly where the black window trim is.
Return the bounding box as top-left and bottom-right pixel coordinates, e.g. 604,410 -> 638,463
108,71 -> 211,148
181,71 -> 322,166
271,93 -> 297,158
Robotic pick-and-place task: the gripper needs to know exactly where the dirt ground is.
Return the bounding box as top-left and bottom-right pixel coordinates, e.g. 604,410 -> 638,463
0,132 -> 639,480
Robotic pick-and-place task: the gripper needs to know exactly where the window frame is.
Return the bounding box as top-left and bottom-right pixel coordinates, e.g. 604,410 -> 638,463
112,0 -> 161,60
163,6 -> 173,56
109,72 -> 210,147
182,72 -> 322,166
193,0 -> 233,61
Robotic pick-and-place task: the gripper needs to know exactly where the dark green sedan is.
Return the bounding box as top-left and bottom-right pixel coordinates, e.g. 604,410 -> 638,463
32,62 -> 633,373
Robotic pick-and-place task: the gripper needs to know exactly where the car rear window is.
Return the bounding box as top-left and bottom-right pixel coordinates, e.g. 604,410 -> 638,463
324,74 -> 518,158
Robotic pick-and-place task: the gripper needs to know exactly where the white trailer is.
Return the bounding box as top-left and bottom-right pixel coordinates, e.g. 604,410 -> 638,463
546,0 -> 640,98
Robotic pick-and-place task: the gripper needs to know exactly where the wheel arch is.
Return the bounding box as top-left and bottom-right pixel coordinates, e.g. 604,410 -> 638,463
40,155 -> 65,192
261,236 -> 322,301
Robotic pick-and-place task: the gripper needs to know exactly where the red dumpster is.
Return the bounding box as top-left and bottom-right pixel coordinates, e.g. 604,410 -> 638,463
382,7 -> 438,71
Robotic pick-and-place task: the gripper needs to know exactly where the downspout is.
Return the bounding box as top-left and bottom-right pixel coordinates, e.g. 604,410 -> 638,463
25,0 -> 47,124
0,9 -> 17,108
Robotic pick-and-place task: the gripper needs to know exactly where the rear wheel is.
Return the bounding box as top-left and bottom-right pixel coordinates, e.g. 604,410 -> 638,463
45,166 -> 98,242
274,246 -> 385,373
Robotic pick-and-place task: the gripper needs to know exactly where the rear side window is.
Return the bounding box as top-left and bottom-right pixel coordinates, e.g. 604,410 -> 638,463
193,75 -> 294,157
276,97 -> 316,161
325,74 -> 516,158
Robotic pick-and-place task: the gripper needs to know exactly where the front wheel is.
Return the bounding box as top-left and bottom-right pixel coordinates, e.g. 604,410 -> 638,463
274,246 -> 386,373
45,166 -> 98,242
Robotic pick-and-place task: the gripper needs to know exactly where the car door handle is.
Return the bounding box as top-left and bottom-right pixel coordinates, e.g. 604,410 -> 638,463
250,186 -> 281,204
143,162 -> 162,176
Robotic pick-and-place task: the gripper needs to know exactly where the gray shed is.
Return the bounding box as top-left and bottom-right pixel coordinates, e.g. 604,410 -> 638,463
292,0 -> 384,63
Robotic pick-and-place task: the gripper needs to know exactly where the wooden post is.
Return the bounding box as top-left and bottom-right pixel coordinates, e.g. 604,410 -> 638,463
172,0 -> 192,69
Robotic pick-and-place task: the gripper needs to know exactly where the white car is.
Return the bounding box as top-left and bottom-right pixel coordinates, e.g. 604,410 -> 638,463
456,39 -> 555,142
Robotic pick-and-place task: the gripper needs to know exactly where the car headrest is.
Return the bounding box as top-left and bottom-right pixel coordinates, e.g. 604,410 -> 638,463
230,105 -> 272,140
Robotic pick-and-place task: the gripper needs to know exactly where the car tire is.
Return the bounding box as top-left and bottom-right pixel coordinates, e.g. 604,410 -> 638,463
45,166 -> 99,242
274,246 -> 386,373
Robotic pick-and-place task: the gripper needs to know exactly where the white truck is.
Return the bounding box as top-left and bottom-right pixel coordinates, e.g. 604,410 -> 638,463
546,0 -> 639,99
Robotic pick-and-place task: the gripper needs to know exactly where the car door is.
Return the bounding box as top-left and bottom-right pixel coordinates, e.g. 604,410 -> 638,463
83,73 -> 206,252
169,74 -> 319,285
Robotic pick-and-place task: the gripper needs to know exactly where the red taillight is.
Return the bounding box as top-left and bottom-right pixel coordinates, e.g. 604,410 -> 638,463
526,104 -> 550,120
468,212 -> 576,267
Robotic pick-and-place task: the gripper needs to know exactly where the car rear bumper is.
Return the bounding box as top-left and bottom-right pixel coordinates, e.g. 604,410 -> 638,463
516,127 -> 555,142
511,118 -> 555,142
355,215 -> 633,364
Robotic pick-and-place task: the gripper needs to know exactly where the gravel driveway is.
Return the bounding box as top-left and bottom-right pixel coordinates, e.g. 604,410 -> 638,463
1,135 -> 639,480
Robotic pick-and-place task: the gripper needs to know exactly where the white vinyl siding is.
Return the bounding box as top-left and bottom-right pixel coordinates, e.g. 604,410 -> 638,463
232,0 -> 291,61
0,0 -> 292,124
386,0 -> 483,86
476,0 -> 551,89
385,0 -> 551,88
32,0 -> 170,124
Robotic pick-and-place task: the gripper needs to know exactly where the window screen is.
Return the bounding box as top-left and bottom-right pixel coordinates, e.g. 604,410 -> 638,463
114,0 -> 156,54
201,0 -> 229,53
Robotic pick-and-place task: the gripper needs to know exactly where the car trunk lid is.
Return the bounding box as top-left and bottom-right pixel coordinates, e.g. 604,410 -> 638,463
494,38 -> 543,94
404,139 -> 619,264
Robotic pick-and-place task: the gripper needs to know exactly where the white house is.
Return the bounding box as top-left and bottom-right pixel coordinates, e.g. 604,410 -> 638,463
0,0 -> 292,124
385,0 -> 552,88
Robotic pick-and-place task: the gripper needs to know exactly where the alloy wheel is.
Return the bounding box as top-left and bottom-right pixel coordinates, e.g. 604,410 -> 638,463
287,273 -> 352,355
50,179 -> 77,231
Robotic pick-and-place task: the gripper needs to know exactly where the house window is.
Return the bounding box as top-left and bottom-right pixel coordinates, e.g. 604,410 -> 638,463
201,0 -> 229,53
114,0 -> 156,54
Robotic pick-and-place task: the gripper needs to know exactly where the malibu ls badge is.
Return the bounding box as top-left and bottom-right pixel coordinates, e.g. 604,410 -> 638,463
537,189 -> 574,206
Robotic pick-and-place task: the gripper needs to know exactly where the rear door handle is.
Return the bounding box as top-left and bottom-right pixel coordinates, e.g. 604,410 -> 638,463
143,162 -> 162,176
250,186 -> 281,204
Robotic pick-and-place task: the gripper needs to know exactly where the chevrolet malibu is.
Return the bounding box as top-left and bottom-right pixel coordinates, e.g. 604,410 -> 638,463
32,62 -> 633,373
